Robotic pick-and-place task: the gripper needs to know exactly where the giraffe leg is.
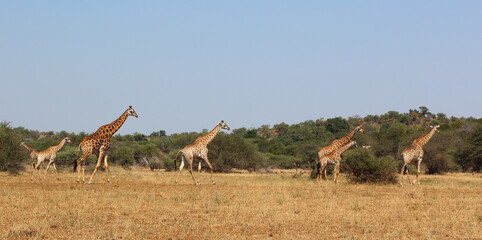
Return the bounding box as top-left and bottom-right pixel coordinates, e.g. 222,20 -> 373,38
203,157 -> 215,185
104,155 -> 110,183
53,162 -> 60,180
197,161 -> 202,183
76,152 -> 89,183
324,166 -> 328,182
89,151 -> 105,184
44,159 -> 53,179
175,155 -> 186,184
405,166 -> 413,186
32,157 -> 44,181
187,162 -> 200,185
334,164 -> 338,183
415,158 -> 422,186
81,164 -> 86,183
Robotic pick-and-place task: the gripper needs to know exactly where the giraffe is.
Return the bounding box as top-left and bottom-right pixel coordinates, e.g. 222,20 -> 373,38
319,140 -> 357,183
400,125 -> 440,186
316,125 -> 365,182
175,120 -> 230,185
31,137 -> 71,180
20,142 -> 39,169
74,106 -> 138,184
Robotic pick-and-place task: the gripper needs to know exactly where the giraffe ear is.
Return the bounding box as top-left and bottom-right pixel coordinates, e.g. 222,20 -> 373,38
430,125 -> 433,128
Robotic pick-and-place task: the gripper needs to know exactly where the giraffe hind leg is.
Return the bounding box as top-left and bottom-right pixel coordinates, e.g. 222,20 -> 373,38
175,155 -> 186,184
104,155 -> 110,183
76,152 -> 90,183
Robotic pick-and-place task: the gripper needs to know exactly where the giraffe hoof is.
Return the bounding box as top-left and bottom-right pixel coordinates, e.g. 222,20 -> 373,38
195,181 -> 200,185
212,181 -> 216,185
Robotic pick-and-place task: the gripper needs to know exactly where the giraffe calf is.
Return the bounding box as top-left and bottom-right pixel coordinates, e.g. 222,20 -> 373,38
31,137 -> 71,180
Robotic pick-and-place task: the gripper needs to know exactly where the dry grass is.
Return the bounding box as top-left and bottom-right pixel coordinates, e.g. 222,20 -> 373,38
0,167 -> 481,239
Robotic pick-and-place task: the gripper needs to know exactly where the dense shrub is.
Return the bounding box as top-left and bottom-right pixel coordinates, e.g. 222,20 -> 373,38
455,122 -> 482,172
0,122 -> 25,174
342,149 -> 398,184
208,133 -> 265,172
110,145 -> 135,169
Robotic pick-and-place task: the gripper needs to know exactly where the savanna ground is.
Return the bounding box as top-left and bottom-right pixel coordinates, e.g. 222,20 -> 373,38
0,166 -> 481,240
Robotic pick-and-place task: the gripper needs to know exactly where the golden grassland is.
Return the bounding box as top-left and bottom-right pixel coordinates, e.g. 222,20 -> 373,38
0,167 -> 481,239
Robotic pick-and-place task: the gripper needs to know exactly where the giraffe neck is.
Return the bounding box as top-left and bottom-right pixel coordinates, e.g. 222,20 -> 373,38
415,127 -> 436,147
337,141 -> 355,155
338,127 -> 358,144
196,124 -> 221,146
105,110 -> 129,138
21,143 -> 35,153
52,139 -> 67,152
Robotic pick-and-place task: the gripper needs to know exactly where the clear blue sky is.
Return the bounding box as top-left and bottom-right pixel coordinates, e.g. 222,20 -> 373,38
1,1 -> 481,135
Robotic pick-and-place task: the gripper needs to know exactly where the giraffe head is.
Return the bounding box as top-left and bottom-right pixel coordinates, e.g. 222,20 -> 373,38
127,106 -> 138,118
219,120 -> 230,131
430,125 -> 440,133
63,137 -> 72,143
355,125 -> 365,134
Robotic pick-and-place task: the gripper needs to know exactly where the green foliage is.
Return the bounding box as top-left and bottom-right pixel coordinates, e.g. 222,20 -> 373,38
5,107 -> 480,179
455,122 -> 482,172
208,133 -> 265,172
325,117 -> 349,134
109,144 -> 135,169
342,149 -> 398,184
265,153 -> 300,169
0,122 -> 25,174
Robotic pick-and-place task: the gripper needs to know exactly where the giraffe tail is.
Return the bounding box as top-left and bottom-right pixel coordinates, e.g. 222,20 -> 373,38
403,165 -> 408,175
73,146 -> 81,172
174,150 -> 182,170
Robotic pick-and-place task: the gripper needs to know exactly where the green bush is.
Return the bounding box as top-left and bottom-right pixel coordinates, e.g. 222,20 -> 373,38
149,158 -> 162,170
208,133 -> 265,172
110,145 -> 135,169
0,122 -> 25,174
342,149 -> 398,184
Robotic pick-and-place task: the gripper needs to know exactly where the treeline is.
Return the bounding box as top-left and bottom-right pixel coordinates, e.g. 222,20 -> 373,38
1,107 -> 480,181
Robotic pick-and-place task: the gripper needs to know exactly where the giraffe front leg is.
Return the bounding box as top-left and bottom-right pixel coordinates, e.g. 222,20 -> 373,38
44,159 -> 53,179
203,157 -> 215,185
89,151 -> 105,184
400,164 -> 405,187
53,162 -> 60,180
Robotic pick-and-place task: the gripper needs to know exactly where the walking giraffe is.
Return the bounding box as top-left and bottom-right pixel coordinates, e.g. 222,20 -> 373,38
74,106 -> 138,184
31,137 -> 71,180
316,125 -> 365,182
175,121 -> 230,185
20,142 -> 39,169
400,125 -> 440,186
319,140 -> 357,183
